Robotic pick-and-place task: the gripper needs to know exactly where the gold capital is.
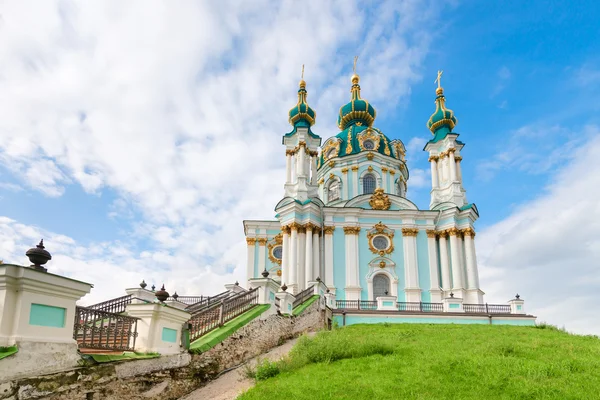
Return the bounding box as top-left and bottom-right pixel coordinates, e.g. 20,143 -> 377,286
343,226 -> 361,235
318,177 -> 324,185
257,238 -> 268,245
401,228 -> 419,237
461,227 -> 476,238
281,225 -> 291,234
366,152 -> 374,160
446,227 -> 459,236
455,155 -> 463,162
246,238 -> 257,245
426,229 -> 437,238
341,167 -> 349,174
389,170 -> 395,175
428,155 -> 439,162
323,226 -> 336,235
351,165 -> 359,171
381,167 -> 388,173
329,160 -> 336,168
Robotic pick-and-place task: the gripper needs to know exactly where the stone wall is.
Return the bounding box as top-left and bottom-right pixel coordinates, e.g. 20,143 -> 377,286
0,301 -> 327,400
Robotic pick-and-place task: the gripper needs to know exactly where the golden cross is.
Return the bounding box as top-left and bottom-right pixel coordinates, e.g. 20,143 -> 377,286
353,55 -> 358,74
301,64 -> 304,80
435,70 -> 443,89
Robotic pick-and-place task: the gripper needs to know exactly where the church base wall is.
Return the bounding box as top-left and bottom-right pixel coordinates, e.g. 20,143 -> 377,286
334,312 -> 536,327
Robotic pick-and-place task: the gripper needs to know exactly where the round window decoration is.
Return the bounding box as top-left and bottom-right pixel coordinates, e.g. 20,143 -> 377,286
363,140 -> 375,150
272,245 -> 283,260
372,236 -> 389,250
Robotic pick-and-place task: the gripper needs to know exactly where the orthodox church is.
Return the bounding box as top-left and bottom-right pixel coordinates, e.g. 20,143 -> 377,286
243,69 -> 484,305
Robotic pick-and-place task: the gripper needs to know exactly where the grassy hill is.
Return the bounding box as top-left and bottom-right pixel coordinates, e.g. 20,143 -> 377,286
239,323 -> 600,399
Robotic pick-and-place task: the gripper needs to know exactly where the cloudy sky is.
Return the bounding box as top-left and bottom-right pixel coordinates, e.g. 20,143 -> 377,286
1,1 -> 599,335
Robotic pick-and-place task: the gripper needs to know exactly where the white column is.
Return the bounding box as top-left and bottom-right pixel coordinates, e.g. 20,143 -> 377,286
312,230 -> 320,280
449,149 -> 457,181
291,154 -> 297,183
402,229 -> 420,301
285,152 -> 292,184
439,233 -> 451,291
324,227 -> 334,289
381,168 -> 388,192
429,156 -> 439,188
298,227 -> 306,291
441,155 -> 448,182
448,228 -> 464,290
311,155 -> 317,185
281,228 -> 290,285
246,238 -> 256,283
456,157 -> 463,181
298,145 -> 305,176
352,166 -> 359,198
289,225 -> 298,291
464,229 -> 480,289
342,168 -> 349,199
305,225 -> 313,287
257,238 -> 267,275
426,231 -> 441,299
344,227 -> 361,300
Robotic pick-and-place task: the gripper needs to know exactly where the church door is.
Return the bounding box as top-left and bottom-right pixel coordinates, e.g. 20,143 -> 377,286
373,274 -> 390,300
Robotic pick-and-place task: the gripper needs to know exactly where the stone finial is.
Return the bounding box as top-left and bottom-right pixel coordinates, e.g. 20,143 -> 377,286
281,283 -> 288,292
316,277 -> 321,282
140,280 -> 147,289
155,284 -> 169,302
515,294 -> 521,299
151,284 -> 156,292
26,239 -> 52,272
172,291 -> 179,300
384,290 -> 389,296
235,281 -> 239,286
262,269 -> 269,278
450,292 -> 455,298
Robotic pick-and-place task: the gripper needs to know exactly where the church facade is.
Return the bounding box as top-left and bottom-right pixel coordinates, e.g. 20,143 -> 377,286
243,71 -> 485,305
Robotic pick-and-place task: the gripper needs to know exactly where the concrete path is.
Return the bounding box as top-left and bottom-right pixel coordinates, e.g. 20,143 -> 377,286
181,334 -> 313,400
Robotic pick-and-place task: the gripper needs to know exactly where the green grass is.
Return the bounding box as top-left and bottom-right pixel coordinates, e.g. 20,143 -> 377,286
239,323 -> 600,399
0,345 -> 18,360
88,351 -> 160,363
190,304 -> 270,353
292,295 -> 319,316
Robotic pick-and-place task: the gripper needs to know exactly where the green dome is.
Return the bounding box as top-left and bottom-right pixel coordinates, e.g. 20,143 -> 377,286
427,87 -> 457,134
289,80 -> 316,127
319,125 -> 397,167
337,74 -> 376,130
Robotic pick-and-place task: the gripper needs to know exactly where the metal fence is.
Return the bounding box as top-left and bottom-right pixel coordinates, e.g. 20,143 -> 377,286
186,290 -> 234,314
336,300 -> 510,314
74,306 -> 139,351
292,285 -> 314,309
189,288 -> 258,342
87,294 -> 133,314
463,303 -> 511,314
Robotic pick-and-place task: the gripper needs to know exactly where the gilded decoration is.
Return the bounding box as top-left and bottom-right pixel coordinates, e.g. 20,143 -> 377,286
246,238 -> 257,245
369,188 -> 391,210
426,229 -> 437,238
329,173 -> 335,180
343,226 -> 361,235
276,269 -> 282,277
351,165 -> 359,171
367,166 -> 373,172
357,128 -> 381,152
329,161 -> 336,168
394,143 -> 406,161
382,135 -> 391,156
366,152 -> 374,160
286,149 -> 295,156
289,222 -> 301,231
401,228 -> 419,237
439,151 -> 448,159
448,147 -> 456,153
257,238 -> 268,245
379,261 -> 386,268
381,167 -> 388,173
455,155 -> 463,162
341,167 -> 349,174
367,222 -> 395,255
461,227 -> 476,237
282,225 -> 291,234
322,139 -> 341,160
428,155 -> 439,162
323,226 -> 336,235
446,227 -> 459,236
267,234 -> 283,265
346,126 -> 354,154
298,226 -> 306,234
318,178 -> 324,185
389,169 -> 396,175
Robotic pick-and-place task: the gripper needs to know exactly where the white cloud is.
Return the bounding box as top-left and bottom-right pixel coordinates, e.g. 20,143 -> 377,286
478,129 -> 600,335
0,1 -> 444,304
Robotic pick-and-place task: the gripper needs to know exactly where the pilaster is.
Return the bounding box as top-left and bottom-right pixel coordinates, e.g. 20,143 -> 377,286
246,238 -> 256,283
402,228 -> 421,302
324,226 -> 335,291
343,226 -> 361,300
426,230 -> 442,302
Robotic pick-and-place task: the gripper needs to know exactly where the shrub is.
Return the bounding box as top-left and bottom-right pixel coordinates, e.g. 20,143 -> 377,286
254,359 -> 280,381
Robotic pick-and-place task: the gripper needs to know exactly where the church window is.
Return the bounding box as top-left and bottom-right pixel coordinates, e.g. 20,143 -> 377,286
363,140 -> 375,150
326,148 -> 336,159
363,173 -> 376,194
372,236 -> 390,251
272,246 -> 282,260
328,180 -> 340,202
373,274 -> 390,299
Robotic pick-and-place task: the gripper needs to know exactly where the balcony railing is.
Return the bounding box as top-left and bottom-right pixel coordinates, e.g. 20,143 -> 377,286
335,300 -> 512,314
463,303 -> 511,314
87,294 -> 133,314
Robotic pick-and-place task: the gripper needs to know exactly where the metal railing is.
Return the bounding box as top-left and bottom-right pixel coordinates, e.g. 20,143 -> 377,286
188,288 -> 258,342
74,306 -> 139,351
292,285 -> 315,309
186,290 -> 234,314
335,300 -> 377,310
87,294 -> 133,314
167,296 -> 206,305
397,302 -> 443,312
464,303 -> 511,314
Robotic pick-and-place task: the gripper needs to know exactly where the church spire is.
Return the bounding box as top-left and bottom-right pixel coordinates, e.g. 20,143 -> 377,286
338,56 -> 377,130
288,65 -> 316,127
427,70 -> 458,136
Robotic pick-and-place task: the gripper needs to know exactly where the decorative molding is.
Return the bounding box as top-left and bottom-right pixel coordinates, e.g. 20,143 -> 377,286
298,226 -> 306,234
367,222 -> 395,255
257,238 -> 268,245
289,222 -> 301,231
369,188 -> 391,210
267,234 -> 283,265
329,173 -> 335,180
367,165 -> 374,172
285,149 -> 295,156
455,155 -> 463,162
246,238 -> 257,245
366,152 -> 374,160
382,135 -> 391,156
346,126 -> 353,154
437,230 -> 449,238
351,165 -> 359,171
428,155 -> 439,162
461,227 -> 476,237
448,147 -> 456,153
328,160 -> 336,168
341,167 -> 349,174
343,226 -> 361,235
401,228 -> 420,237
389,169 -> 396,175
323,226 -> 336,235
281,225 -> 291,234
318,178 -> 324,185
446,227 -> 459,236
426,229 -> 437,238
381,167 -> 388,173
322,138 -> 341,160
439,151 -> 448,159
357,128 -> 381,152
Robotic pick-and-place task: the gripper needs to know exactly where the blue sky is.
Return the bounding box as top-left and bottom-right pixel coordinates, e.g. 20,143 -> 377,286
1,0 -> 599,334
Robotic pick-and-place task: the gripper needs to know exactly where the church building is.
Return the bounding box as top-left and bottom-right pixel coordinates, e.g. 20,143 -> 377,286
243,70 -> 485,306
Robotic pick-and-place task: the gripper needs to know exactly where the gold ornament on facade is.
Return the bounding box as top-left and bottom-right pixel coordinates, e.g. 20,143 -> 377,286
439,151 -> 448,159
322,139 -> 341,160
351,165 -> 359,171
428,155 -> 439,162
426,229 -> 437,238
382,135 -> 391,156
329,173 -> 335,180
367,165 -> 373,172
437,230 -> 448,238
298,226 -> 306,234
381,167 -> 388,173
343,226 -> 361,235
357,128 -> 381,152
289,222 -> 301,231
246,238 -> 257,245
257,238 -> 268,245
328,161 -> 336,168
286,149 -> 295,156
276,269 -> 282,277
267,234 -> 283,265
282,225 -> 291,234
341,167 -> 349,174
323,226 -> 336,235
401,228 -> 420,237
379,261 -> 386,269
389,169 -> 395,175
366,152 -> 374,160
318,178 -> 324,185
346,126 -> 353,154
448,147 -> 456,153
367,221 -> 395,255
455,155 -> 463,162
369,188 -> 391,210
461,227 -> 476,238
446,227 -> 459,236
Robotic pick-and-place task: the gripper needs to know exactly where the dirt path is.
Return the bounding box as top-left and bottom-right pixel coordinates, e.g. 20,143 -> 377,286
181,334 -> 313,400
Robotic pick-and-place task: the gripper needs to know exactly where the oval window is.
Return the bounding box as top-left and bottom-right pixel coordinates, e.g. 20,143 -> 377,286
372,236 -> 389,250
363,140 -> 375,150
273,246 -> 283,260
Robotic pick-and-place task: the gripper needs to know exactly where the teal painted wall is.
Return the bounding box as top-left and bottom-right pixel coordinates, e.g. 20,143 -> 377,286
334,314 -> 536,327
333,228 -> 346,299
383,301 -> 394,307
449,303 -> 460,309
162,327 -> 178,343
29,304 -> 66,328
347,174 -> 354,199
415,219 -> 428,225
416,231 -> 431,302
333,216 -> 345,223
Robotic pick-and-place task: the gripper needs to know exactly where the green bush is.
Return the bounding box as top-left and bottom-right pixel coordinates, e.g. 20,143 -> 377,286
254,359 -> 280,381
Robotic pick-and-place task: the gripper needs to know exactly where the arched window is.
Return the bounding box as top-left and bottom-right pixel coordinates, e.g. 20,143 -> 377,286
396,180 -> 405,197
373,274 -> 390,299
328,180 -> 340,202
363,173 -> 376,194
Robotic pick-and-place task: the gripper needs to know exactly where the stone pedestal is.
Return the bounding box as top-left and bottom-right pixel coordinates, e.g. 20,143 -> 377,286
308,280 -> 328,297
404,288 -> 422,302
376,296 -> 398,311
465,289 -> 485,304
125,303 -> 191,355
325,292 -> 336,309
224,282 -> 247,294
508,297 -> 525,314
443,295 -> 464,313
125,287 -> 157,303
275,291 -> 295,315
249,278 -> 280,305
